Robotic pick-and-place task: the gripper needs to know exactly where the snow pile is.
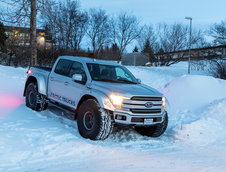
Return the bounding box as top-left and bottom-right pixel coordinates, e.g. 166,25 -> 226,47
162,75 -> 226,146
128,65 -> 226,146
127,62 -> 208,89
175,99 -> 226,146
163,75 -> 226,112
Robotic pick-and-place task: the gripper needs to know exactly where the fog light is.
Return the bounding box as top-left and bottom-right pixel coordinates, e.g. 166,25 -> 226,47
116,115 -> 126,120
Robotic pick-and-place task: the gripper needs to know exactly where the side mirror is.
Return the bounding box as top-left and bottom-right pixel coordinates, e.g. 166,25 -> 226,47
136,78 -> 141,83
72,74 -> 82,82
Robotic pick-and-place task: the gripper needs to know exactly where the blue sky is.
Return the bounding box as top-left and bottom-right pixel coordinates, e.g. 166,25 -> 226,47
80,0 -> 226,29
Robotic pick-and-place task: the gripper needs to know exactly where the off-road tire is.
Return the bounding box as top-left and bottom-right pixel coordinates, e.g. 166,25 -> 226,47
135,112 -> 168,137
25,83 -> 48,111
77,99 -> 113,140
25,83 -> 41,111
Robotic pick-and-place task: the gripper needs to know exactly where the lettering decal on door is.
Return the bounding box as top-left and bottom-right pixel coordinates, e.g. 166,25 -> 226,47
49,92 -> 76,106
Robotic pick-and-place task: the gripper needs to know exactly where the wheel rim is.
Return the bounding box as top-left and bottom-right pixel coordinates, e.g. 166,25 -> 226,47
28,91 -> 36,106
83,111 -> 95,131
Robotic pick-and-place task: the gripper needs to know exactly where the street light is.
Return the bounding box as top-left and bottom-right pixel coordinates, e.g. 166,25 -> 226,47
185,16 -> 192,74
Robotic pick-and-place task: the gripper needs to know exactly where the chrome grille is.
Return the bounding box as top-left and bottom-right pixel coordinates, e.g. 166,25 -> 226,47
131,96 -> 162,101
122,96 -> 163,115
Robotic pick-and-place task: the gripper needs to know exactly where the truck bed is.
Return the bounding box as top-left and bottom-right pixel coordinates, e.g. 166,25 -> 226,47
33,66 -> 52,72
30,66 -> 51,82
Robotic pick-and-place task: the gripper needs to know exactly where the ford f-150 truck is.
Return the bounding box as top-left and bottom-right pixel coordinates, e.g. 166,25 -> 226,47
23,56 -> 168,140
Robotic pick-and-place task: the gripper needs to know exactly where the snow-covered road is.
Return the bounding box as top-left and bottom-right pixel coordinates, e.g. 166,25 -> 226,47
1,64 -> 226,172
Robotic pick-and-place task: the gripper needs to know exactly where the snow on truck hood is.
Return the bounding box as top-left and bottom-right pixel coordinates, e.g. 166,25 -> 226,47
91,81 -> 163,97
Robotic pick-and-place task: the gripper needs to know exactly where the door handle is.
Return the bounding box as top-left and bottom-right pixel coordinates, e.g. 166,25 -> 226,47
64,82 -> 69,86
50,77 -> 54,81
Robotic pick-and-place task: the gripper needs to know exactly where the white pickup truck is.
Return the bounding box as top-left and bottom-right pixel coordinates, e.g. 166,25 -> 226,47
23,56 -> 168,140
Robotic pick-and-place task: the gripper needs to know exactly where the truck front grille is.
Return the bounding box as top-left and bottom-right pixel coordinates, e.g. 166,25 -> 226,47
122,96 -> 163,115
131,96 -> 162,101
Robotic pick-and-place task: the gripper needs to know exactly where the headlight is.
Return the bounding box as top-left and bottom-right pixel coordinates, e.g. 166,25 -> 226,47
162,97 -> 166,106
109,94 -> 128,107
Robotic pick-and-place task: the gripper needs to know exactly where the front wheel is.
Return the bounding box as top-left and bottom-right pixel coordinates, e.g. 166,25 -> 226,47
135,112 -> 168,137
77,99 -> 113,140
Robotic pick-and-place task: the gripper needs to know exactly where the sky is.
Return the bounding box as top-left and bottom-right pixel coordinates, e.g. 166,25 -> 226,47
80,0 -> 226,29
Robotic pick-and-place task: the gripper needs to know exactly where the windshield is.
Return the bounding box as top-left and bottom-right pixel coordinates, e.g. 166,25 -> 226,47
86,63 -> 138,84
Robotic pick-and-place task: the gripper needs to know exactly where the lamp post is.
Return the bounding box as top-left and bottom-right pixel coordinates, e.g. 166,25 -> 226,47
185,17 -> 192,74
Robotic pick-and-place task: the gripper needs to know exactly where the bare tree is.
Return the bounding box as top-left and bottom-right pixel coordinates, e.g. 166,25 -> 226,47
209,60 -> 226,79
156,23 -> 205,66
209,20 -> 226,45
158,23 -> 188,52
137,25 -> 158,52
30,0 -> 37,66
110,12 -> 141,60
43,0 -> 88,51
0,22 -> 7,51
0,0 -> 53,66
86,8 -> 110,57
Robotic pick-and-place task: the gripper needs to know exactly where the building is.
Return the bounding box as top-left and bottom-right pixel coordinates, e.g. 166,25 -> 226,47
155,45 -> 226,62
4,26 -> 53,49
122,52 -> 149,66
122,45 -> 226,67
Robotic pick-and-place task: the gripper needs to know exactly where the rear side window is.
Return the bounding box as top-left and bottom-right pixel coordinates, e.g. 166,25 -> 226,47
54,59 -> 72,76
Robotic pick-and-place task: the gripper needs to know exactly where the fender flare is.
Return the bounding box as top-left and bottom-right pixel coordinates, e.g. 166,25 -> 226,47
24,74 -> 47,96
78,90 -> 115,112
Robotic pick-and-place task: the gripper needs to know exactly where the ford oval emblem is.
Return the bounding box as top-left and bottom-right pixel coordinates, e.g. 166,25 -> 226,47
145,102 -> 153,108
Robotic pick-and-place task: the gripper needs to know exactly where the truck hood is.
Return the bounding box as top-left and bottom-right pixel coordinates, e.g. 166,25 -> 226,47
91,81 -> 163,98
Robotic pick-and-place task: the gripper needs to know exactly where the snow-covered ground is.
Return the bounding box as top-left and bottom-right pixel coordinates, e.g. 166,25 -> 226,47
1,62 -> 226,172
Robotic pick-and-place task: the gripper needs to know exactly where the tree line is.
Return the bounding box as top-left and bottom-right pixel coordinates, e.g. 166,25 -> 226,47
0,0 -> 225,67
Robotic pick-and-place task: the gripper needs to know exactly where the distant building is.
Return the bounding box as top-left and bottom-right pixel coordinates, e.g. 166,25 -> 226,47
155,44 -> 226,61
4,26 -> 53,49
122,52 -> 149,66
122,45 -> 226,67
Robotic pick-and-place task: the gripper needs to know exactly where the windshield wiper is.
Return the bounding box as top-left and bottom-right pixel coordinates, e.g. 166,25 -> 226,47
117,78 -> 137,84
94,78 -> 137,84
95,78 -> 116,82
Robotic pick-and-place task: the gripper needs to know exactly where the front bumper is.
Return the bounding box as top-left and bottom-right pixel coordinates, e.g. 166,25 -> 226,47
113,110 -> 167,126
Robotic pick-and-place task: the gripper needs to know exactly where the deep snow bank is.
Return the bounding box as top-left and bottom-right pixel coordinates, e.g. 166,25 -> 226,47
161,75 -> 226,145
127,65 -> 226,145
127,62 -> 208,89
174,98 -> 226,146
163,75 -> 226,113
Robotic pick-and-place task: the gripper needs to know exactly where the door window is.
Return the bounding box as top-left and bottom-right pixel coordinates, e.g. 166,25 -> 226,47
54,59 -> 72,76
69,61 -> 87,84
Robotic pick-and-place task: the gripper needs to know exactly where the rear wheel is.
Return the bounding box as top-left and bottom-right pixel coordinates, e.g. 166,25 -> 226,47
135,113 -> 168,137
25,83 -> 48,111
77,99 -> 113,140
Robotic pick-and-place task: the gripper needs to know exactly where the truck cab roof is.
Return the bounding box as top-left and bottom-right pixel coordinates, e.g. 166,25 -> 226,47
58,56 -> 120,66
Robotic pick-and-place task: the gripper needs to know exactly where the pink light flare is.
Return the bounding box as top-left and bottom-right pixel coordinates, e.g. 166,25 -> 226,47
0,95 -> 24,115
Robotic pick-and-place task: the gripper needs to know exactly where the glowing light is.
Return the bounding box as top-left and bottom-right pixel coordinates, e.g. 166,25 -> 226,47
27,69 -> 32,74
0,96 -> 22,106
37,36 -> 45,45
0,95 -> 23,116
162,97 -> 166,106
13,30 -> 19,37
109,94 -> 128,107
39,32 -> 45,36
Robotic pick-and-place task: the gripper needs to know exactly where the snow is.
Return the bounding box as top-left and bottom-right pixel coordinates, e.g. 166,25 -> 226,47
1,62 -> 226,171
